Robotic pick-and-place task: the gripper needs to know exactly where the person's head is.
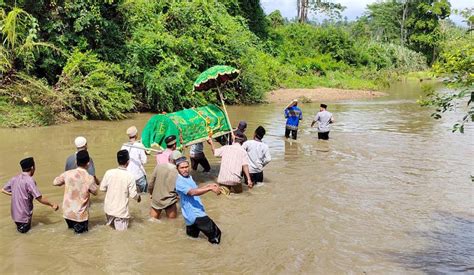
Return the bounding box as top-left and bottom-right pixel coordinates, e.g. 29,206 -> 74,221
237,121 -> 247,132
254,126 -> 266,140
169,150 -> 183,165
20,157 -> 35,175
165,135 -> 177,150
320,103 -> 327,111
293,99 -> 298,107
234,133 -> 245,145
74,136 -> 87,151
176,157 -> 190,177
117,149 -> 130,167
126,126 -> 138,140
76,150 -> 90,168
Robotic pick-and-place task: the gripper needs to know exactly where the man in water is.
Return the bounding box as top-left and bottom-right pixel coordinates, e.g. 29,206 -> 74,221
311,104 -> 334,140
175,156 -> 222,244
121,126 -> 148,193
1,157 -> 59,233
148,150 -> 182,219
208,135 -> 253,194
54,150 -> 98,234
233,121 -> 248,143
284,99 -> 303,140
156,135 -> 177,165
242,126 -> 271,185
100,150 -> 141,231
189,142 -> 211,173
65,136 -> 99,185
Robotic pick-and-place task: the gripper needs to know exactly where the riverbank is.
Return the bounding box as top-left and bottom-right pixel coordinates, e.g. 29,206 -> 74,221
266,87 -> 387,104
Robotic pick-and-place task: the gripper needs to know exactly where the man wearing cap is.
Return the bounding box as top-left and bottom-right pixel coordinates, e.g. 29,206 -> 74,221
148,150 -> 181,219
100,150 -> 141,231
54,150 -> 98,234
175,156 -> 222,244
242,126 -> 271,185
284,99 -> 303,140
311,104 -> 334,140
120,126 -> 148,193
156,135 -> 177,165
1,157 -> 59,233
65,136 -> 99,185
208,135 -> 253,194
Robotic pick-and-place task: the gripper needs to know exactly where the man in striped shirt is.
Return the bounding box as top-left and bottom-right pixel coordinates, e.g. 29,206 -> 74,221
208,135 -> 253,194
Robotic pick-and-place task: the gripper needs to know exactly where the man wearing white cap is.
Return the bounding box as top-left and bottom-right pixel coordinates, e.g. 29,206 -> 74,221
121,126 -> 148,193
65,136 -> 99,185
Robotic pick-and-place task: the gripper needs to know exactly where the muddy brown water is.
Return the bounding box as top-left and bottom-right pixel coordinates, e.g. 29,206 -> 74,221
0,81 -> 473,274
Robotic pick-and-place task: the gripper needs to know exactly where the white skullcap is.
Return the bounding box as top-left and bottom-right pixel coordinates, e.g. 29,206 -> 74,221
74,136 -> 87,148
126,126 -> 138,137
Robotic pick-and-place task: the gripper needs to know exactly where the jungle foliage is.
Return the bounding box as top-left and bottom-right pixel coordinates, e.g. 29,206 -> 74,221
0,0 -> 464,127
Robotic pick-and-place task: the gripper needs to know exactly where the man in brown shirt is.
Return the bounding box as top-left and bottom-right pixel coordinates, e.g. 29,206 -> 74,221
148,151 -> 182,219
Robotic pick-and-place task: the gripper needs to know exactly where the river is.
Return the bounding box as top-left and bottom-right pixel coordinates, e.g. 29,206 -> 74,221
0,80 -> 472,274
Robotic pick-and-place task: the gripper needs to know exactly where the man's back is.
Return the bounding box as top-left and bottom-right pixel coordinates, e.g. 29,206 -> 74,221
150,163 -> 178,208
54,168 -> 96,221
214,143 -> 248,184
242,140 -> 271,174
121,142 -> 147,180
315,110 -> 333,132
100,168 -> 137,218
285,106 -> 303,129
65,152 -> 96,176
4,173 -> 41,223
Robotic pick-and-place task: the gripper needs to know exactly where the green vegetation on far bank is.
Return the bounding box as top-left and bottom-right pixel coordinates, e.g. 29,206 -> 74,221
0,0 -> 469,127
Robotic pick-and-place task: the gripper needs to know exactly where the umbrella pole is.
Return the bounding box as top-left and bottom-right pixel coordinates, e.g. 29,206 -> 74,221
217,86 -> 234,143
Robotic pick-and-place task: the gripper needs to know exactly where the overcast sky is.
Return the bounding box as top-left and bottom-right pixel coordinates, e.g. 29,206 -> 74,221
260,0 -> 473,26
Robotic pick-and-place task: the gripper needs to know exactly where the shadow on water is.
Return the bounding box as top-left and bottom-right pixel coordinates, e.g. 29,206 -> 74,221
384,211 -> 474,274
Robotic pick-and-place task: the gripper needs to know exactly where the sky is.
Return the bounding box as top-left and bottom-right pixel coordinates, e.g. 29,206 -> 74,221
260,0 -> 473,26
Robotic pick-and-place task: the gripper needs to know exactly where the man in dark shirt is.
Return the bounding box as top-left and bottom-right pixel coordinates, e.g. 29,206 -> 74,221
65,136 -> 99,185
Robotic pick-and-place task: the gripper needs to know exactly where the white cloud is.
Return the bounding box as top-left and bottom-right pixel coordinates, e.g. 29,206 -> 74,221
261,0 -> 473,26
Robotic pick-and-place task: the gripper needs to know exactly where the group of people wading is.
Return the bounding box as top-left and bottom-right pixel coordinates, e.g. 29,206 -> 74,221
2,101 -> 333,244
1,123 -> 271,245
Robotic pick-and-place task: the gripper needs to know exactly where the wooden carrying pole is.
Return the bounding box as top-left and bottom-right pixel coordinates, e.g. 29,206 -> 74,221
217,86 -> 234,143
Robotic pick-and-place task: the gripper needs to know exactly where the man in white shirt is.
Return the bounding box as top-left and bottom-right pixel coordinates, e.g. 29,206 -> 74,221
100,150 -> 141,231
242,126 -> 271,184
121,126 -> 148,193
311,104 -> 334,140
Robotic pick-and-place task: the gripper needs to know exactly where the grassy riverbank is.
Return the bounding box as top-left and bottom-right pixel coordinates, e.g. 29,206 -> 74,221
1,1 -> 461,128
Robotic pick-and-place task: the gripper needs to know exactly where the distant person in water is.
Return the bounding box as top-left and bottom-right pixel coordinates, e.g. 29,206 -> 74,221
1,157 -> 59,233
54,150 -> 98,234
175,156 -> 222,244
65,136 -> 100,185
100,150 -> 141,231
233,121 -> 248,144
311,104 -> 334,140
242,126 -> 271,185
156,135 -> 177,165
284,99 -> 303,140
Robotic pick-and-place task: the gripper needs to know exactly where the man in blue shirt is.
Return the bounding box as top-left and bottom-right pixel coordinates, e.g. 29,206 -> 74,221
175,157 -> 222,244
284,99 -> 303,140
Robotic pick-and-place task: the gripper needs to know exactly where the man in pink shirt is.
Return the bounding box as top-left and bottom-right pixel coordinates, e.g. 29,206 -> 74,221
208,135 -> 252,194
156,135 -> 177,165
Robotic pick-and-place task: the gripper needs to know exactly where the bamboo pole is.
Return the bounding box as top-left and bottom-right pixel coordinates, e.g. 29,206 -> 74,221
217,86 -> 234,144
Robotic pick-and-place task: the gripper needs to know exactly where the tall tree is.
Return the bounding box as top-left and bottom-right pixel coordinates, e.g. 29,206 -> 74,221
297,0 -> 345,23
